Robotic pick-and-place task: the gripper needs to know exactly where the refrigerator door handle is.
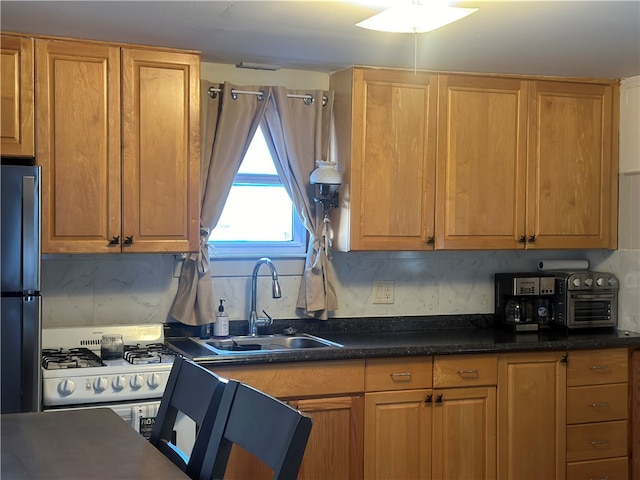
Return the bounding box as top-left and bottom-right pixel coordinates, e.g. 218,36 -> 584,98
22,174 -> 40,294
22,295 -> 42,412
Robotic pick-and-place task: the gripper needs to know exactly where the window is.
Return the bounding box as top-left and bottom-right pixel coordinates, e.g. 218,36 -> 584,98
208,126 -> 307,257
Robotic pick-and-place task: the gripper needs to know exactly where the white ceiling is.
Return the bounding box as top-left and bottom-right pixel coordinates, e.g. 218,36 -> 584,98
1,1 -> 639,79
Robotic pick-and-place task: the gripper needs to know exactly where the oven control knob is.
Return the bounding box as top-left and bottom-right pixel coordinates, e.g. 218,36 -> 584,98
147,373 -> 161,389
93,377 -> 108,392
130,374 -> 144,389
584,277 -> 593,287
112,375 -> 126,391
596,277 -> 605,286
58,379 -> 75,396
572,277 -> 581,287
608,277 -> 617,287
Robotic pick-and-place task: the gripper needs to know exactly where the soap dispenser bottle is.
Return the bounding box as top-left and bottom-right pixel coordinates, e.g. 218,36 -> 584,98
213,299 -> 229,337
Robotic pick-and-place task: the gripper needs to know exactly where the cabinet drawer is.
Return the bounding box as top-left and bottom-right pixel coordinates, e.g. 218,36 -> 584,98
210,360 -> 365,398
568,348 -> 628,386
567,421 -> 628,462
433,354 -> 497,387
567,456 -> 628,480
365,357 -> 432,392
567,383 -> 628,424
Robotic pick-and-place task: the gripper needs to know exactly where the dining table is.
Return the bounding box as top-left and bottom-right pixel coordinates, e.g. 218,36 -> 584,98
1,408 -> 189,479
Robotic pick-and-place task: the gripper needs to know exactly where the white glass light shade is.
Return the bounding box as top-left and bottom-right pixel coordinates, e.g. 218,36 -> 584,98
356,1 -> 478,33
310,161 -> 342,192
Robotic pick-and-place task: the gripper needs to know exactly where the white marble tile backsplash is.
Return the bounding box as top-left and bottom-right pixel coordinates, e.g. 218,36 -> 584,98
41,248 -> 640,333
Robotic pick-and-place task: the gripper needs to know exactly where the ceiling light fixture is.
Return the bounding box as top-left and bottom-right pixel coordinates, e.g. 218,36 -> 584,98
356,0 -> 478,34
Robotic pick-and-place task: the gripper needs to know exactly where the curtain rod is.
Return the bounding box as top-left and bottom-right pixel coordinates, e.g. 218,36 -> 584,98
208,86 -> 327,106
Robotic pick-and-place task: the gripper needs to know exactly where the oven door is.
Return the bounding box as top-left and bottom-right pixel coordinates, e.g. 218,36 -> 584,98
567,292 -> 617,328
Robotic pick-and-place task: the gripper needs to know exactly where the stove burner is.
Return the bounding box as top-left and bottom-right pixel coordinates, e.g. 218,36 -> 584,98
123,343 -> 176,365
42,348 -> 105,370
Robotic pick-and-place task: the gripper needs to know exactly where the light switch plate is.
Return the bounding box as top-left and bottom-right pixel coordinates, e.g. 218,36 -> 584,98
373,280 -> 394,304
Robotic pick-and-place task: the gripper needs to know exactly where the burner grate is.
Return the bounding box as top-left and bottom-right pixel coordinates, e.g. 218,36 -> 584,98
42,348 -> 105,370
123,343 -> 176,365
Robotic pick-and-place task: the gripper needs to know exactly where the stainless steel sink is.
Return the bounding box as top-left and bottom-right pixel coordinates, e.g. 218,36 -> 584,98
191,333 -> 343,356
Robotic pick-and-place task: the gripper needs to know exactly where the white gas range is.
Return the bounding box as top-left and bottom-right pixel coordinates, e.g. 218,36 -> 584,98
41,324 -> 194,451
41,324 -> 176,408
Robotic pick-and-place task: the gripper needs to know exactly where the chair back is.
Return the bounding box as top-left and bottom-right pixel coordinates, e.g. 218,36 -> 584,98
201,381 -> 313,480
149,356 -> 228,479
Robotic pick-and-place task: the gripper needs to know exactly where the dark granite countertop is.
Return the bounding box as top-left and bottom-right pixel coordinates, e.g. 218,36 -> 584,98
164,315 -> 640,367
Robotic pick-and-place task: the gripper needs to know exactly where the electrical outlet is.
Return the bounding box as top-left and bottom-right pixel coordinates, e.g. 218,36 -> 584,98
373,280 -> 394,304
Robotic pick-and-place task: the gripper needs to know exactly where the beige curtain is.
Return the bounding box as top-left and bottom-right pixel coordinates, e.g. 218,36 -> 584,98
262,87 -> 337,319
169,81 -> 271,325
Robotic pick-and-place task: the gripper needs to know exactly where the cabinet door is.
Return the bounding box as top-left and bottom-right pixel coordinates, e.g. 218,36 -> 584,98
365,389 -> 432,480
334,68 -> 437,251
36,39 -> 121,253
527,81 -> 616,249
1,35 -> 34,157
294,396 -> 364,480
221,395 -> 364,480
432,386 -> 497,480
436,75 -> 529,250
121,48 -> 200,253
497,351 -> 567,480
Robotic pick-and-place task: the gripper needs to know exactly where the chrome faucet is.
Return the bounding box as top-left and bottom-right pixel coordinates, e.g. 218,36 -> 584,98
249,257 -> 282,336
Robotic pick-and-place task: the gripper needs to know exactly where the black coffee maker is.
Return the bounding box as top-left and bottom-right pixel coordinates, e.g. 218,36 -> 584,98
494,273 -> 556,332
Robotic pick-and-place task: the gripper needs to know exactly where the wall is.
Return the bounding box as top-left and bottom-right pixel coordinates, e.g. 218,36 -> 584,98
40,67 -> 640,333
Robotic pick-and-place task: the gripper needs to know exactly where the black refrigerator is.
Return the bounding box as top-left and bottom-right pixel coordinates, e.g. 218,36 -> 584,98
1,162 -> 42,413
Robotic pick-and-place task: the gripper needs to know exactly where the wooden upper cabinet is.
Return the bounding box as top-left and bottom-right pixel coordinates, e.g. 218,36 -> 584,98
121,48 -> 200,253
36,39 -> 121,253
527,81 -> 617,249
436,75 -> 529,250
1,34 -> 35,157
36,38 -> 200,254
330,67 -> 438,251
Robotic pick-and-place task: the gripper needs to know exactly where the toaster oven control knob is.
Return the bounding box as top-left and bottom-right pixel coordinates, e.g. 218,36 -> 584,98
608,277 -> 617,287
130,374 -> 144,390
147,373 -> 161,389
584,277 -> 593,287
93,377 -> 108,392
112,375 -> 126,391
596,277 -> 604,286
58,379 -> 75,396
572,277 -> 581,287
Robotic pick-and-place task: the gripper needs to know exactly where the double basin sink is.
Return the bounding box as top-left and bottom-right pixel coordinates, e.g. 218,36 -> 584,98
175,333 -> 343,357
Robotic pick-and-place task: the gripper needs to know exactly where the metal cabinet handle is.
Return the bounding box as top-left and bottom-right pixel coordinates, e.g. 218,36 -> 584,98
590,365 -> 610,371
528,234 -> 536,243
108,236 -> 120,245
457,369 -> 479,377
426,236 -> 435,245
518,235 -> 526,243
123,235 -> 134,246
590,402 -> 610,408
435,394 -> 443,403
589,440 -> 609,446
425,394 -> 433,404
390,372 -> 412,381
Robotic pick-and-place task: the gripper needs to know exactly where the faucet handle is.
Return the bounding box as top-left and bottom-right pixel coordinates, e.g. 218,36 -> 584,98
256,310 -> 274,328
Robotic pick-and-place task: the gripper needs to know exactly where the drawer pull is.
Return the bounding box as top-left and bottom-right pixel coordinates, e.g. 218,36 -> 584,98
390,372 -> 412,382
590,365 -> 610,371
588,440 -> 609,446
457,369 -> 479,377
590,402 -> 610,408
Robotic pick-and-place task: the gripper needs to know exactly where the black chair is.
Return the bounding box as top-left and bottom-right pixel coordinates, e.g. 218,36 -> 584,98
149,356 -> 229,480
200,381 -> 313,480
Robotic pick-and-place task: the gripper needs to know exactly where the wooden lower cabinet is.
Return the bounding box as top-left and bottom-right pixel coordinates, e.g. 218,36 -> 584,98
208,360 -> 365,480
497,351 -> 567,480
364,389 -> 433,480
431,386 -> 496,480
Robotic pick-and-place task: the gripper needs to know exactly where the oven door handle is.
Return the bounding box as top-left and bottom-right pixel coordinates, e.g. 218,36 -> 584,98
571,293 -> 616,300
